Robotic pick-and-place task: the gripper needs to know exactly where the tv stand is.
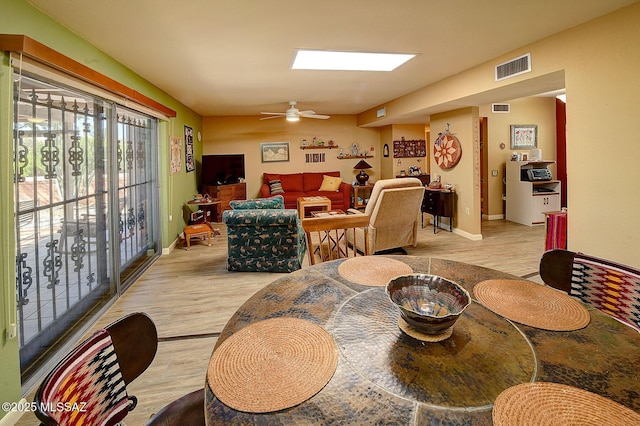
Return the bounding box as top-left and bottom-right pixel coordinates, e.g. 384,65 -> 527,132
201,182 -> 246,221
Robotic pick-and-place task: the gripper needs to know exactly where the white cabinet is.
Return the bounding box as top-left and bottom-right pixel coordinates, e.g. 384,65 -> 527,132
506,161 -> 561,226
532,193 -> 560,224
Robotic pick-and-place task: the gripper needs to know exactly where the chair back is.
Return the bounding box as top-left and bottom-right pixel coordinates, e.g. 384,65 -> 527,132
302,213 -> 370,265
105,312 -> 158,385
540,249 -> 640,331
34,312 -> 157,426
358,178 -> 424,253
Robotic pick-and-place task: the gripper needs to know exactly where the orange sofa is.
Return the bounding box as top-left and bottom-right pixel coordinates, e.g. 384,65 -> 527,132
260,171 -> 352,211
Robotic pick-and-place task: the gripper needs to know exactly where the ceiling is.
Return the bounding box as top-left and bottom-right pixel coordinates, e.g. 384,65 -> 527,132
26,0 -> 636,122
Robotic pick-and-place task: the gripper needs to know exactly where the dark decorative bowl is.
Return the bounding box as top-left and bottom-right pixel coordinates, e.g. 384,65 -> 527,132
386,274 -> 471,335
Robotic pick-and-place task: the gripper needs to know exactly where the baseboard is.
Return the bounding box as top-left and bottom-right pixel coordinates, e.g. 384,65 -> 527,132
0,399 -> 26,425
424,218 -> 483,241
482,214 -> 504,220
162,237 -> 178,256
453,227 -> 483,241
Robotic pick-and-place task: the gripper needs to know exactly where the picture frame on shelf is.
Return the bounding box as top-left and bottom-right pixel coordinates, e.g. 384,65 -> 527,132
510,125 -> 537,149
261,142 -> 290,163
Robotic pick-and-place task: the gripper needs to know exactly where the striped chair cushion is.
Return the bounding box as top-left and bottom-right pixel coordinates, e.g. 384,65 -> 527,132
40,329 -> 132,426
570,254 -> 640,332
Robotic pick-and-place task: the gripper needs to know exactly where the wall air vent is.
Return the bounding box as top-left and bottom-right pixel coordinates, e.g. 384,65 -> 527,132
492,103 -> 510,113
495,53 -> 531,81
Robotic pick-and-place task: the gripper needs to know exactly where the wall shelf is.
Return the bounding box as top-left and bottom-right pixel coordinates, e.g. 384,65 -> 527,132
300,145 -> 339,150
338,154 -> 373,159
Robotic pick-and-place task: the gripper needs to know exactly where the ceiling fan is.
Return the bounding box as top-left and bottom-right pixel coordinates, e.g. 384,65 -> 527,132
260,101 -> 330,121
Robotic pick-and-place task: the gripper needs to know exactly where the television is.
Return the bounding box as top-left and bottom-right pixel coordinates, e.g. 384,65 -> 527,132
201,154 -> 245,186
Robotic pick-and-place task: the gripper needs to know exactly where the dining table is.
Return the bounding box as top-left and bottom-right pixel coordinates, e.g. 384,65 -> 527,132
204,256 -> 640,425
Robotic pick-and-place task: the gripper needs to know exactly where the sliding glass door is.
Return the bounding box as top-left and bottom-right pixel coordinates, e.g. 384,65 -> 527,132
13,74 -> 160,380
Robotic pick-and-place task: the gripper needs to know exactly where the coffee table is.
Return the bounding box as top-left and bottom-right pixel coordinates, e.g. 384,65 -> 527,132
297,196 -> 331,218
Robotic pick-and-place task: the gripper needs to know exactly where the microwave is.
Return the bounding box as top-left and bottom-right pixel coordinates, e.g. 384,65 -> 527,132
526,168 -> 553,181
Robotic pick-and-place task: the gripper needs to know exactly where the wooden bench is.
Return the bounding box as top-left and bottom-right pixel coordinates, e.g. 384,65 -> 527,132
540,249 -> 640,331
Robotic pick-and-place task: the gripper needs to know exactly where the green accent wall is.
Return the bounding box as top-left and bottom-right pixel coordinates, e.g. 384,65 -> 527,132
0,51 -> 22,419
0,0 -> 203,408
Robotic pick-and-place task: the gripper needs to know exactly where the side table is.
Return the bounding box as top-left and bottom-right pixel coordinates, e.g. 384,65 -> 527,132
297,196 -> 331,219
187,198 -> 221,224
422,188 -> 455,233
352,184 -> 374,209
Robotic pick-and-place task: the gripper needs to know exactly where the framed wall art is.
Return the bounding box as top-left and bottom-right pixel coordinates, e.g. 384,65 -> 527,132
261,142 -> 290,163
184,125 -> 195,172
170,136 -> 182,175
393,139 -> 426,158
510,125 -> 537,149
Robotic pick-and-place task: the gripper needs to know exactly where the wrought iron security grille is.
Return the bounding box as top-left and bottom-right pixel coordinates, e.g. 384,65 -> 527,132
114,108 -> 158,279
13,74 -> 160,380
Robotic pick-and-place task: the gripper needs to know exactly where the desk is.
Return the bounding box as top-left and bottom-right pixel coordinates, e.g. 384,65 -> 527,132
205,257 -> 640,424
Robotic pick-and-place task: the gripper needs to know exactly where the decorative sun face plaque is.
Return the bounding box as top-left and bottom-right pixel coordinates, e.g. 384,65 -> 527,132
434,133 -> 462,169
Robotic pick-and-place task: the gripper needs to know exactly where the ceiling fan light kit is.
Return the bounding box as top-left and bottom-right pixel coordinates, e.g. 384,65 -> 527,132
261,101 -> 330,121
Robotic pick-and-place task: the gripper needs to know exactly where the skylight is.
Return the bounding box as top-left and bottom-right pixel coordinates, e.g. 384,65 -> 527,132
292,50 -> 416,72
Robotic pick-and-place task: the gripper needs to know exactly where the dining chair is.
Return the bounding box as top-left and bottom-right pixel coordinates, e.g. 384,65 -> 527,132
33,312 -> 158,426
540,249 -> 640,331
302,213 -> 370,265
144,388 -> 205,426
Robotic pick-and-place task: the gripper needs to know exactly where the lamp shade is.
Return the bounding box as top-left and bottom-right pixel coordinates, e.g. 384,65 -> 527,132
353,159 -> 372,170
354,159 -> 372,185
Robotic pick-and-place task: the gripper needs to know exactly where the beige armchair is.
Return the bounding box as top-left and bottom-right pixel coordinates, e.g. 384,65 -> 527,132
347,178 -> 425,254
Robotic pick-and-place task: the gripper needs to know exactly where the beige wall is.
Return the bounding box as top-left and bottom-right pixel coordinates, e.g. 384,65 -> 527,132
430,108 -> 482,238
378,124 -> 427,179
203,115 -> 380,197
391,124 -> 428,178
203,3 -> 640,267
357,2 -> 640,268
379,125 -> 394,179
479,97 -> 558,218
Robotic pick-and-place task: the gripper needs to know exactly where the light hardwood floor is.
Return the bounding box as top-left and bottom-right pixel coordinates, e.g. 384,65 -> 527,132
17,218 -> 546,425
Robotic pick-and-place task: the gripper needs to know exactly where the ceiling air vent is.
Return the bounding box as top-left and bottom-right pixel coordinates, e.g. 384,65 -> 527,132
495,53 -> 531,81
492,103 -> 510,113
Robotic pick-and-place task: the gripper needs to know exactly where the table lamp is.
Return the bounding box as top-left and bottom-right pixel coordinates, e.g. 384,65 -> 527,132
354,159 -> 372,185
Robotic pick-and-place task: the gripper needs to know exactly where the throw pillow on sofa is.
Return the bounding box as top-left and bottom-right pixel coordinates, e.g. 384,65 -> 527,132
318,175 -> 342,192
269,179 -> 284,195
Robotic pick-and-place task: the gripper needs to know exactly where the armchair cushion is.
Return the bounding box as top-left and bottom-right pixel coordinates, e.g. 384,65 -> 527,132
230,195 -> 284,210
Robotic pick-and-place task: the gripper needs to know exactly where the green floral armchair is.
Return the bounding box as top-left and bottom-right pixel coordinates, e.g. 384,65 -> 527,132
222,195 -> 306,272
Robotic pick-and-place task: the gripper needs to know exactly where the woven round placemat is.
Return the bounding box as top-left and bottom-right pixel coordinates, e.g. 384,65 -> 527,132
398,316 -> 453,342
473,279 -> 590,331
338,256 -> 413,286
207,317 -> 338,413
493,382 -> 640,425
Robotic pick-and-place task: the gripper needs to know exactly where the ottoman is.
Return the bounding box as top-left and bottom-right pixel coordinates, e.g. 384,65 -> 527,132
183,223 -> 213,250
